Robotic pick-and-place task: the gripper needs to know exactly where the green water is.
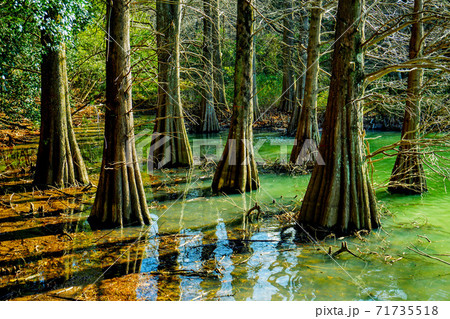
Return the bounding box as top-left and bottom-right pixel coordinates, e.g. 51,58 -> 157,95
1,122 -> 449,301
133,130 -> 449,301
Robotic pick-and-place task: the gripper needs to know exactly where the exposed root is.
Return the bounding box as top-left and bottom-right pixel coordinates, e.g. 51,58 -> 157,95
330,241 -> 366,261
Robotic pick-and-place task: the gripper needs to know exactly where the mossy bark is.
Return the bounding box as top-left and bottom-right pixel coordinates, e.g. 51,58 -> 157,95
89,0 -> 151,229
297,0 -> 379,235
35,30 -> 89,188
150,0 -> 193,169
290,0 -> 322,167
198,0 -> 220,133
388,0 -> 427,195
211,0 -> 259,194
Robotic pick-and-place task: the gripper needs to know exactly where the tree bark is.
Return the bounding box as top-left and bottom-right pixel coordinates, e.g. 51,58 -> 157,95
89,0 -> 151,229
150,0 -> 193,168
34,28 -> 89,188
211,0 -> 259,194
279,0 -> 296,113
211,0 -> 229,112
290,0 -> 322,167
388,0 -> 427,195
297,0 -> 379,235
198,0 -> 220,133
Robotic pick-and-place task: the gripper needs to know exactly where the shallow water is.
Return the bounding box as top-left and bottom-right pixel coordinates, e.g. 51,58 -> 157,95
0,120 -> 449,301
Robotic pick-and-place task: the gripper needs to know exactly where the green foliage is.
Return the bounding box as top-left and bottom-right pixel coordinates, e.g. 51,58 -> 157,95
0,1 -> 40,121
255,73 -> 282,108
317,90 -> 328,112
67,2 -> 105,105
0,0 -> 92,122
255,33 -> 282,76
29,0 -> 91,48
129,7 -> 158,107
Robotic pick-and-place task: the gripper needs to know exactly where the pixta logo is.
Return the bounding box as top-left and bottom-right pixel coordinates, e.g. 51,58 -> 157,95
133,129 -> 324,173
134,129 -> 172,172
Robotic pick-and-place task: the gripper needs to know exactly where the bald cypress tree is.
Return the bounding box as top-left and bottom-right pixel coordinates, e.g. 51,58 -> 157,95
211,0 -> 228,112
388,0 -> 427,195
150,0 -> 193,168
279,0 -> 296,112
34,18 -> 89,188
290,0 -> 322,167
89,0 -> 151,229
287,7 -> 308,137
297,0 -> 379,235
198,0 -> 220,133
211,0 -> 259,193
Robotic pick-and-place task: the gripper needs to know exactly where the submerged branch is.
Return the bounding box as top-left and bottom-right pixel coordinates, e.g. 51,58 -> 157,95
407,244 -> 450,266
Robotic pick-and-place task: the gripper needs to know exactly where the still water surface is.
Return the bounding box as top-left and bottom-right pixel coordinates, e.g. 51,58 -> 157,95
0,122 -> 449,300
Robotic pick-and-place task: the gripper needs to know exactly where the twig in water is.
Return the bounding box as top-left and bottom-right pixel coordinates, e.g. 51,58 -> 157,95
48,186 -> 76,198
417,235 -> 431,243
245,202 -> 262,218
407,244 -> 450,266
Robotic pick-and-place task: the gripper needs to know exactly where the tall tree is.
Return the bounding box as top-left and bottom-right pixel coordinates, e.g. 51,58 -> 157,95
150,0 -> 193,168
279,0 -> 296,112
198,0 -> 220,133
297,0 -> 379,235
287,7 -> 308,137
290,0 -> 322,166
89,0 -> 151,229
211,0 -> 228,112
34,15 -> 89,187
211,0 -> 259,193
388,0 -> 427,195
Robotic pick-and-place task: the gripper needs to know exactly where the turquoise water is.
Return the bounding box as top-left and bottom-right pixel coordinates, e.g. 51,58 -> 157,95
0,123 -> 449,301
132,129 -> 450,300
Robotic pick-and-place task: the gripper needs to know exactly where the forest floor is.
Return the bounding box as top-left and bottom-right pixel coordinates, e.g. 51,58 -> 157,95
0,170 -> 189,300
0,119 -> 38,149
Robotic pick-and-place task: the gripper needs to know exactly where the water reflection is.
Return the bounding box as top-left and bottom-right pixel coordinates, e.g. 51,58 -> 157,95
1,129 -> 449,301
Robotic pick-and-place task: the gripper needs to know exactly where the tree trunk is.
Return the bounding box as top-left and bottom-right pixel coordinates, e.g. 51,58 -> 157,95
198,0 -> 220,133
89,0 -> 151,229
211,0 -> 229,112
388,0 -> 427,195
286,77 -> 304,136
290,0 -> 322,166
34,29 -> 89,188
297,0 -> 379,236
287,8 -> 308,137
211,0 -> 259,193
150,0 -> 193,169
279,0 -> 296,112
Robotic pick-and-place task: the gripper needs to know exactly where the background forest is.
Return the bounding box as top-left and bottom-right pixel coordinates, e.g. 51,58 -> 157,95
2,0 -> 446,128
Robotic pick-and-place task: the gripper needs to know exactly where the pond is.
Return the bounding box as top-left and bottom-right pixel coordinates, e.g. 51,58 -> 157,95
0,118 -> 449,301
